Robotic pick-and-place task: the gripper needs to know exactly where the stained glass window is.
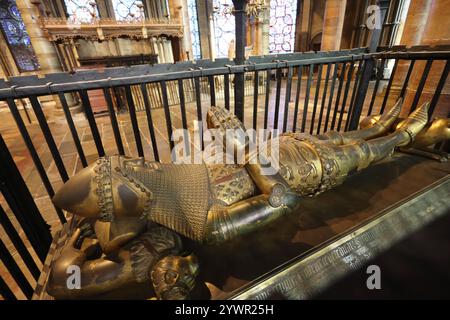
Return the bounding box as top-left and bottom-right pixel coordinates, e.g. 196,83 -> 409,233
269,0 -> 297,53
64,0 -> 99,23
0,0 -> 39,72
212,0 -> 235,58
112,0 -> 145,21
187,0 -> 201,60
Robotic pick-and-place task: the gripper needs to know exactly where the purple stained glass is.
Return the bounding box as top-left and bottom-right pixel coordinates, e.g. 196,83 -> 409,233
269,0 -> 297,54
0,0 -> 39,72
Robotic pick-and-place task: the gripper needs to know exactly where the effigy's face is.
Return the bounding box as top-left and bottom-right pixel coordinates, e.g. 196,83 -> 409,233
151,253 -> 200,300
52,155 -> 152,222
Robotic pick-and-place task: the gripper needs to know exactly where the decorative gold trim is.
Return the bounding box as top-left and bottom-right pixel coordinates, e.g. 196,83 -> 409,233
40,17 -> 183,42
94,158 -> 113,222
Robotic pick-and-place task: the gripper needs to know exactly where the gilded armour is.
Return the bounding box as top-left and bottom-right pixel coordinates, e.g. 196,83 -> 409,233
47,100 -> 449,299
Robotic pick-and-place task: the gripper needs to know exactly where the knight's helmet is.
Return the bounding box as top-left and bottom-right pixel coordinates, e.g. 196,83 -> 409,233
53,155 -> 212,241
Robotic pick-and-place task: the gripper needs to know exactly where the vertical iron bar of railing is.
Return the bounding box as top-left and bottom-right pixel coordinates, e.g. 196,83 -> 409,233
194,76 -> 204,150
0,204 -> 40,280
399,59 -> 416,99
0,132 -> 53,258
224,74 -> 230,110
253,71 -> 259,130
79,90 -> 105,157
331,63 -> 347,130
177,79 -> 191,156
102,88 -> 125,156
337,61 -> 354,131
428,59 -> 450,118
317,63 -> 331,134
264,69 -> 271,129
283,67 -> 293,132
58,93 -> 88,167
301,64 -> 314,132
273,68 -> 283,130
409,59 -> 433,113
124,85 -> 144,157
348,58 -> 373,131
233,0 -> 247,121
310,64 -> 323,134
293,66 -> 303,132
209,75 -> 216,106
367,58 -> 384,116
345,60 -> 363,131
0,275 -> 16,300
29,96 -> 69,182
5,98 -> 66,224
140,83 -> 160,161
379,58 -> 398,114
0,239 -> 33,299
324,63 -> 339,132
113,87 -> 124,111
160,81 -> 175,151
0,181 -> 52,261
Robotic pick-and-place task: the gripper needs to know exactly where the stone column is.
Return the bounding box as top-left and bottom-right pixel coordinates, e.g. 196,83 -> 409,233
297,0 -> 312,52
179,0 -> 194,60
196,0 -> 212,59
16,0 -> 61,76
321,0 -> 347,51
163,38 -> 174,63
168,0 -> 185,61
158,38 -> 167,63
253,15 -> 265,56
246,0 -> 270,57
16,0 -> 80,115
391,0 -> 432,94
401,0 -> 450,117
0,31 -> 18,77
261,1 -> 270,55
320,0 -> 347,80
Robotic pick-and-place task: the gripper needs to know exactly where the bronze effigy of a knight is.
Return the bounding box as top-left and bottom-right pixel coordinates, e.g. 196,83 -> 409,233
46,99 -> 450,299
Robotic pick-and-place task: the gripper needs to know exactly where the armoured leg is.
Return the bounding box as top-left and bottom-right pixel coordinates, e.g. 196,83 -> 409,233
203,102 -> 430,245
330,102 -> 430,176
276,102 -> 432,199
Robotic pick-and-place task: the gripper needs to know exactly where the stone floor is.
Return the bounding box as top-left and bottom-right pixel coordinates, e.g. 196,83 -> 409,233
0,77 -> 392,299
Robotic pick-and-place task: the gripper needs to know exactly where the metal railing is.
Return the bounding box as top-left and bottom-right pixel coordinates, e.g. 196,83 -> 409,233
0,45 -> 449,299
